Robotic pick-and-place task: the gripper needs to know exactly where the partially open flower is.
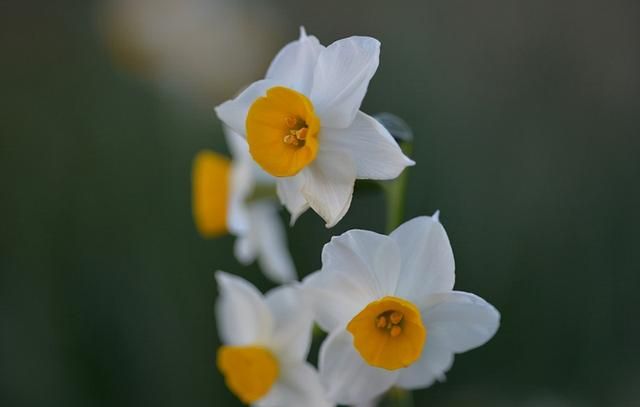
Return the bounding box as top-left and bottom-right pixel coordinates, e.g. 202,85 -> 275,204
192,128 -> 296,283
303,214 -> 500,404
215,272 -> 331,407
215,27 -> 414,227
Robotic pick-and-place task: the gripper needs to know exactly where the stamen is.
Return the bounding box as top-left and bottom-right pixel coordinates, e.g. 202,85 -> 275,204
390,311 -> 403,325
283,134 -> 299,146
376,316 -> 387,328
284,115 -> 297,128
295,127 -> 308,140
390,326 -> 402,337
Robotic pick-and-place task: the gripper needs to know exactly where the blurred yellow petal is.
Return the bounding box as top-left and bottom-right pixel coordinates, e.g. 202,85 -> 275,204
217,345 -> 279,404
246,86 -> 320,177
347,296 -> 426,370
192,150 -> 230,237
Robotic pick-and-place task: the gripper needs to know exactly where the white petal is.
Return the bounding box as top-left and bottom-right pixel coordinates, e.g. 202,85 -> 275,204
395,336 -> 454,389
227,155 -> 254,235
310,37 -> 380,128
257,361 -> 332,407
397,291 -> 499,390
390,216 -> 456,307
276,175 -> 309,225
233,233 -> 257,265
250,201 -> 297,283
422,291 -> 500,353
302,268 -> 371,333
319,329 -> 398,404
303,229 -> 400,331
322,112 -> 414,180
266,27 -> 324,95
224,125 -> 251,162
264,285 -> 312,361
214,272 -> 272,345
302,149 -> 356,228
323,230 -> 401,298
214,79 -> 281,135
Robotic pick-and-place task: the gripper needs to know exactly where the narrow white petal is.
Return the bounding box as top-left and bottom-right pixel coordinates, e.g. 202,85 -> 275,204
233,234 -> 257,265
395,336 -> 454,389
422,291 -> 500,353
214,79 -> 281,135
390,216 -> 455,307
250,201 -> 297,283
310,37 -> 380,128
302,149 -> 356,228
264,285 -> 311,361
257,361 -> 332,407
322,112 -> 414,180
266,27 -> 324,95
214,272 -> 272,345
319,329 -> 398,404
227,157 -> 254,235
276,175 -> 309,225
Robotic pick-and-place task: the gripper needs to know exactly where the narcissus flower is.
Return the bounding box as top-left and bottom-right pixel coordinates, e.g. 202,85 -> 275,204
303,214 -> 500,404
215,28 -> 414,227
215,272 -> 331,407
192,128 -> 296,283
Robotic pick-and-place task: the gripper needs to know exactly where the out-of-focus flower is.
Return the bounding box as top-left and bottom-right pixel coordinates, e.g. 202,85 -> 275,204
100,0 -> 286,101
215,272 -> 332,407
215,28 -> 414,227
192,128 -> 295,283
303,214 -> 500,404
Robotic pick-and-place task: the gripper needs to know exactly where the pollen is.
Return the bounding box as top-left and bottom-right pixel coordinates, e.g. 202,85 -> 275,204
217,345 -> 279,404
347,296 -> 427,370
246,86 -> 320,177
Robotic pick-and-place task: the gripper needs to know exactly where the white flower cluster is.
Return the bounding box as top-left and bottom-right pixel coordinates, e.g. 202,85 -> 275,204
194,28 -> 500,406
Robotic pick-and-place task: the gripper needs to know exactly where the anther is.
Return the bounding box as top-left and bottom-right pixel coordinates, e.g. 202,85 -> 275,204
376,316 -> 387,329
283,134 -> 298,145
390,311 -> 403,325
295,127 -> 308,140
284,116 -> 297,128
390,326 -> 402,337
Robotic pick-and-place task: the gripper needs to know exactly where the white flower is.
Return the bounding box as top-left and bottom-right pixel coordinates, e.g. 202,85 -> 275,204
303,214 -> 500,404
215,272 -> 332,407
192,128 -> 296,283
215,27 -> 414,227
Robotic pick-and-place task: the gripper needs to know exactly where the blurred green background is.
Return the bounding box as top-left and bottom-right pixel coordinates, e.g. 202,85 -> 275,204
1,0 -> 639,406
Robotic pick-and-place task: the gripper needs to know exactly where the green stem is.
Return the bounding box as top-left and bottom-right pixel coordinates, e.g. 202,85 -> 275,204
378,387 -> 414,407
383,142 -> 412,233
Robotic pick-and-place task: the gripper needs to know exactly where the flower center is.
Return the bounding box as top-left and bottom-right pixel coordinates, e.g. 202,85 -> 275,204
217,345 -> 279,404
192,150 -> 230,237
246,86 -> 320,177
347,296 -> 426,370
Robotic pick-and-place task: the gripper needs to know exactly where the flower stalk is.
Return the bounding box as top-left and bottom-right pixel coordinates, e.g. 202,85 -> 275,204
383,140 -> 412,234
379,387 -> 414,407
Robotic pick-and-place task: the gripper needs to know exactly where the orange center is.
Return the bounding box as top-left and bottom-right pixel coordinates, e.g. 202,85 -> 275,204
191,150 -> 230,237
217,345 -> 279,404
347,296 -> 427,370
246,86 -> 320,177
